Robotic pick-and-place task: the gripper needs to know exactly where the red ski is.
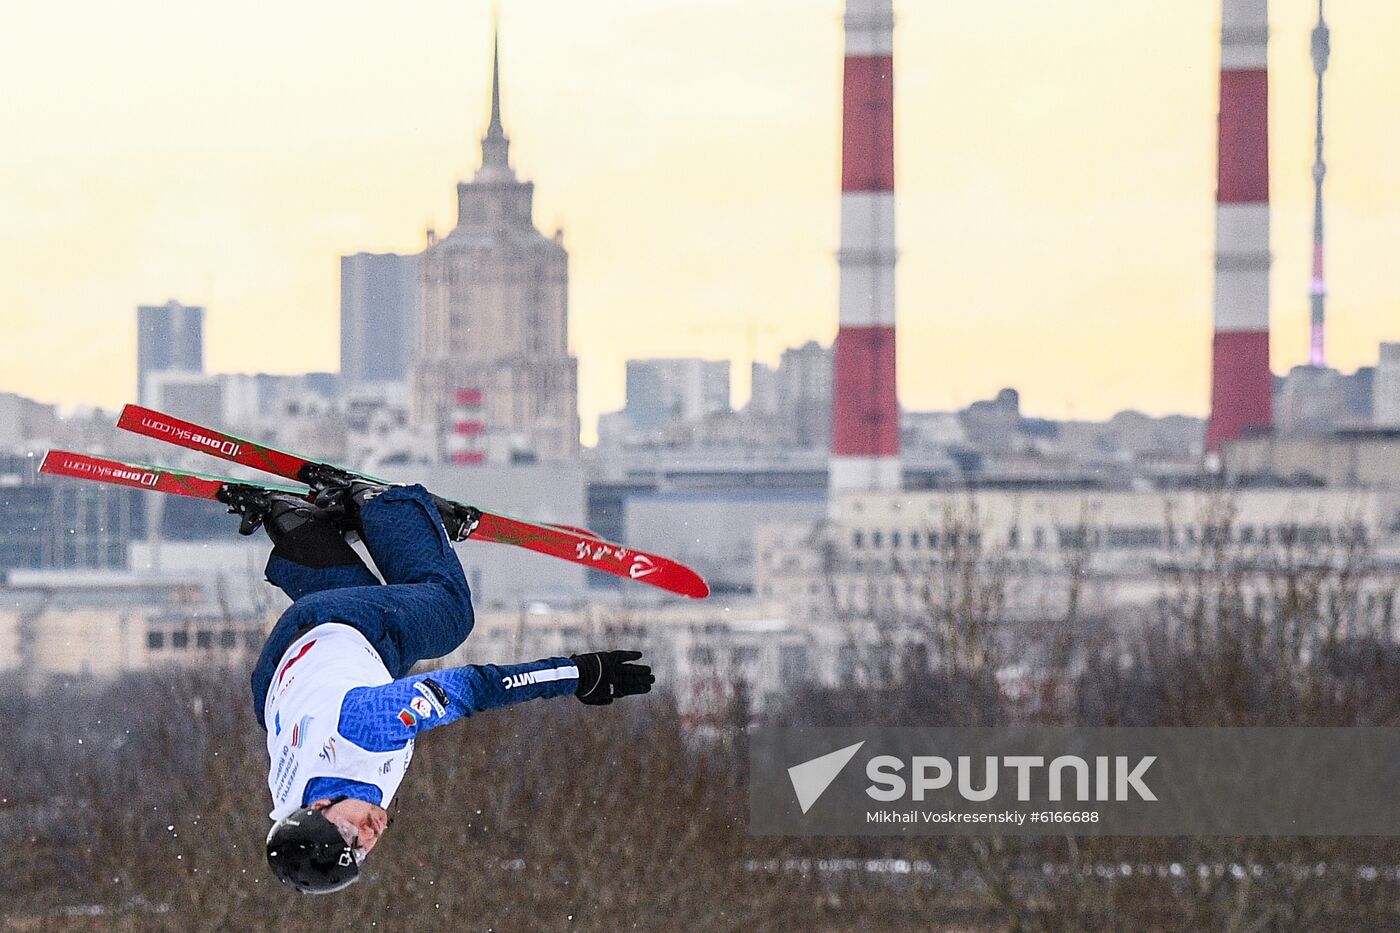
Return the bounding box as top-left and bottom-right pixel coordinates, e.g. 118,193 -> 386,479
107,405 -> 709,599
39,451 -> 309,500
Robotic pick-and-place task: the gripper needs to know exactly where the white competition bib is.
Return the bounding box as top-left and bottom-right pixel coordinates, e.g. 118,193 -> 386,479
264,624 -> 415,820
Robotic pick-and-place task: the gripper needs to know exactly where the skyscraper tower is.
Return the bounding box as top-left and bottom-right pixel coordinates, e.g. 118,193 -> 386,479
341,252 -> 419,387
1308,0 -> 1330,368
830,0 -> 900,498
412,30 -> 579,463
1206,0 -> 1273,455
136,300 -> 204,405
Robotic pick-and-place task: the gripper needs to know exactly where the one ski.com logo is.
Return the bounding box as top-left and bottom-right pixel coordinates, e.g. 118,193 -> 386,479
787,741 -> 1156,814
63,458 -> 159,488
141,417 -> 240,457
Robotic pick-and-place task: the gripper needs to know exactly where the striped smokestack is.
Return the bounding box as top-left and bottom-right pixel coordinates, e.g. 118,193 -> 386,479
1207,0 -> 1272,454
831,0 -> 900,498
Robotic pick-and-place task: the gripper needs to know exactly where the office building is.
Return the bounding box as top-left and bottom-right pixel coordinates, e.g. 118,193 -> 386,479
341,252 -> 419,387
137,301 -> 204,405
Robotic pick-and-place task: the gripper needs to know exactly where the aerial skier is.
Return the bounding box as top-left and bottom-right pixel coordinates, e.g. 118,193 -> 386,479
235,478 -> 653,894
39,405 -> 701,893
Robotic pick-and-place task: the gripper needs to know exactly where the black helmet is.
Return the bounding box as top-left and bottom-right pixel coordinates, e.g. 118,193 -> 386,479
266,806 -> 360,894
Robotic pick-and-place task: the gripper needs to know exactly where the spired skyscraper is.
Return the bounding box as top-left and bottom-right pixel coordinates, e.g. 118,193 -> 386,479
411,34 -> 579,464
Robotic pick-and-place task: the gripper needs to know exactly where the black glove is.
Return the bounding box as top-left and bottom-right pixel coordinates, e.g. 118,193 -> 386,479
570,650 -> 654,705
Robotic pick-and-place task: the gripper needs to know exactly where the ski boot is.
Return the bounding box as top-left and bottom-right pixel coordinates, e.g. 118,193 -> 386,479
435,497 -> 482,542
216,484 -> 319,539
310,475 -> 481,542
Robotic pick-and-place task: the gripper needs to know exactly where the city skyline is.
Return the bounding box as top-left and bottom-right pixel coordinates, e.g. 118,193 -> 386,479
3,1 -> 1399,443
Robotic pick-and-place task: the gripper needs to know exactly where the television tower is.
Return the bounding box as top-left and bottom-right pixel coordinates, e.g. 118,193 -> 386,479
1206,0 -> 1273,455
1308,0 -> 1330,367
830,0 -> 900,499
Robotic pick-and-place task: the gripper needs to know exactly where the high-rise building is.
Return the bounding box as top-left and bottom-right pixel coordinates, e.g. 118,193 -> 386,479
623,359 -> 731,435
412,33 -> 579,464
341,253 -> 419,387
749,341 -> 833,448
137,301 -> 204,405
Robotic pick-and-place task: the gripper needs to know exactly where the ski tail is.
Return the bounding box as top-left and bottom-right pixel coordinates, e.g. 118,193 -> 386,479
117,404 -> 318,483
40,450 -> 309,501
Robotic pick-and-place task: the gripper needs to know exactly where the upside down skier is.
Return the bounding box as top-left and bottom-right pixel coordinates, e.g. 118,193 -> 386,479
232,478 -> 653,894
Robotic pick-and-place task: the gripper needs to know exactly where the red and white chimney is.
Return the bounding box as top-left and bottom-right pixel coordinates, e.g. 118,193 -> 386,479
831,0 -> 900,498
1206,0 -> 1272,455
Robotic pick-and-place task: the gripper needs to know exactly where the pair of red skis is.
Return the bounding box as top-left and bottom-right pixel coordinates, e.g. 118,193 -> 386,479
40,405 -> 709,599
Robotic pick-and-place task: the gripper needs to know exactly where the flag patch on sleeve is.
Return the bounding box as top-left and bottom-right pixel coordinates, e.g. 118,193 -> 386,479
415,681 -> 447,716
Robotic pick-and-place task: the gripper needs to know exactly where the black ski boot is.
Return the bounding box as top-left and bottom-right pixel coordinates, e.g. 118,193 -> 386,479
434,497 -> 482,543
221,485 -> 366,570
312,478 -> 481,542
216,485 -> 319,539
310,477 -> 390,535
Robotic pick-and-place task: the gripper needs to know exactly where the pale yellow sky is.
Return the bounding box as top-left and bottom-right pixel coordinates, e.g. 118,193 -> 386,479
2,1 -> 1397,442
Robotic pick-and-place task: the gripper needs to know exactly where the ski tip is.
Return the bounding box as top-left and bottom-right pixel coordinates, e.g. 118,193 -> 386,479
116,403 -> 149,430
118,402 -> 185,434
36,450 -> 98,478
678,572 -> 711,600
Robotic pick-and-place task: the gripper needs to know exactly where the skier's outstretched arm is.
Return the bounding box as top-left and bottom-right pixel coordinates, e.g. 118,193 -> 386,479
337,651 -> 653,752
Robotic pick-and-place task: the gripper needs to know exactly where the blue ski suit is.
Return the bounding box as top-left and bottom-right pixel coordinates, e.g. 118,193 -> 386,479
250,484 -> 578,815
